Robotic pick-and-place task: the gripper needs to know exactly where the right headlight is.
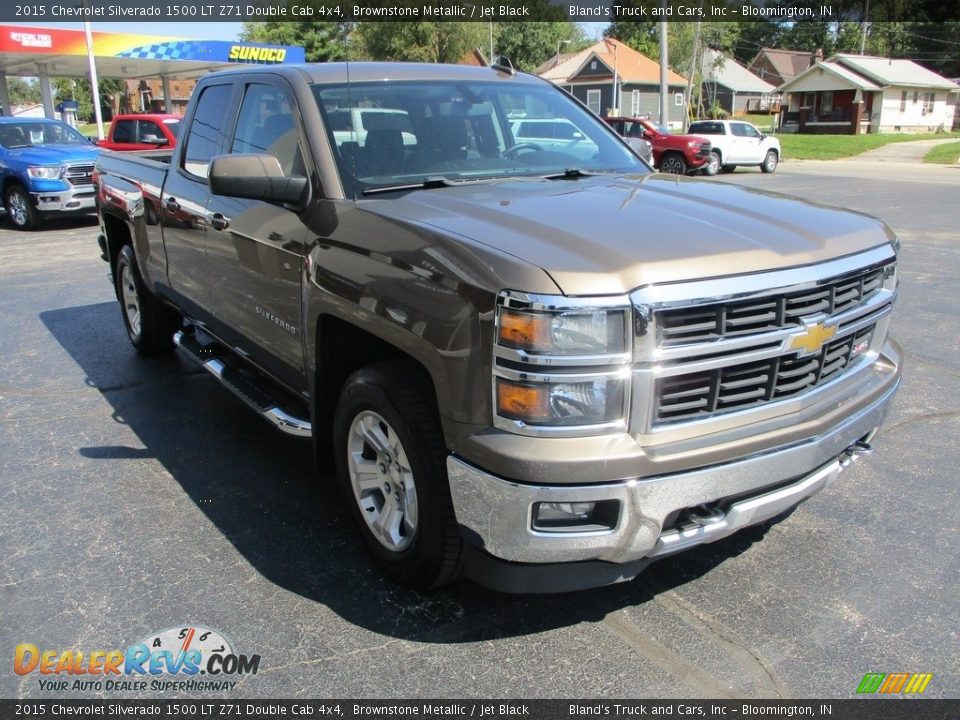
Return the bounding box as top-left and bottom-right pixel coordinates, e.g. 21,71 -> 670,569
493,292 -> 633,436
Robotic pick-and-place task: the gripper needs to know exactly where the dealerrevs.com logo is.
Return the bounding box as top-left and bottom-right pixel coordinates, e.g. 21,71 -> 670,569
14,626 -> 260,693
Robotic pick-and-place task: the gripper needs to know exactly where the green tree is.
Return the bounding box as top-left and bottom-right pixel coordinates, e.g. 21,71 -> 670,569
356,22 -> 487,63
6,77 -> 41,107
495,20 -> 584,72
53,77 -> 124,122
241,21 -> 353,62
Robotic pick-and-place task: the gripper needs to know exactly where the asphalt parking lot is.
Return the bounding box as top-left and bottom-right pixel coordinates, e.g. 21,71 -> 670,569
1,158 -> 958,700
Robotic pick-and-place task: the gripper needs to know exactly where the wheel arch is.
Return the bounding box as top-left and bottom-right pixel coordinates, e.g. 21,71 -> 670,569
100,210 -> 134,298
313,315 -> 444,473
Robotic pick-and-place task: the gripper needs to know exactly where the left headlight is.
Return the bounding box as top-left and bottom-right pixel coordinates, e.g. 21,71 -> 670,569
27,166 -> 63,179
493,292 -> 632,436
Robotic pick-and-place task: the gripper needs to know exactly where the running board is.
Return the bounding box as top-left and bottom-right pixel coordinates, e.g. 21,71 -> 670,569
173,330 -> 312,438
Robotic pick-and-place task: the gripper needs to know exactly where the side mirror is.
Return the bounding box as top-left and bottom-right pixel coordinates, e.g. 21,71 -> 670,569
641,131 -> 651,140
209,153 -> 308,205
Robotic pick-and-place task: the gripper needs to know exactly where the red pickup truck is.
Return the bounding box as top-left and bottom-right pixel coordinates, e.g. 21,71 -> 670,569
603,116 -> 711,175
97,114 -> 181,151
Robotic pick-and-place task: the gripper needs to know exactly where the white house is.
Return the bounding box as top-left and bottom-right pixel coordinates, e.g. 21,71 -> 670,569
777,54 -> 959,134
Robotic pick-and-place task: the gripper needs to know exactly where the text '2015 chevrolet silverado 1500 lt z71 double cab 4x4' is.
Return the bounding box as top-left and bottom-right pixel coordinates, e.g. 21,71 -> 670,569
96,63 -> 901,593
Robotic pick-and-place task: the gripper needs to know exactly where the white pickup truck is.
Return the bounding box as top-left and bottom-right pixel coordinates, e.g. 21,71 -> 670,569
688,119 -> 781,176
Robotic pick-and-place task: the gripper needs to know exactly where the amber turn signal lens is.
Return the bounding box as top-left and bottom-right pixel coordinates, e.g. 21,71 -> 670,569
498,309 -> 552,351
496,379 -> 550,422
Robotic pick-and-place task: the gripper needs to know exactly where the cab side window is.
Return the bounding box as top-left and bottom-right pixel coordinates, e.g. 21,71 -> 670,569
181,83 -> 233,178
231,83 -> 302,176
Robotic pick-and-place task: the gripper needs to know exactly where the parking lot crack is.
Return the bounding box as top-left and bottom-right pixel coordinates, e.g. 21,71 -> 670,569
650,589 -> 788,699
601,609 -> 743,698
878,409 -> 960,438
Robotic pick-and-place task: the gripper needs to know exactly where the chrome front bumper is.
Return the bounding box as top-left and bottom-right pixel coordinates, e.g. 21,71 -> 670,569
448,374 -> 899,567
32,187 -> 96,213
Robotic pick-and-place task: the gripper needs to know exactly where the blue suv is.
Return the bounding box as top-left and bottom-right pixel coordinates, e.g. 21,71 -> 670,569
0,117 -> 100,230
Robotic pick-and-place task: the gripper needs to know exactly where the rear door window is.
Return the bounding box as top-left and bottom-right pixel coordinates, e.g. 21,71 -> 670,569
112,119 -> 135,143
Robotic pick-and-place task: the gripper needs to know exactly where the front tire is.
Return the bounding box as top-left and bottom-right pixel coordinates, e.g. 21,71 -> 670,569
761,149 -> 779,173
5,184 -> 39,230
333,361 -> 463,591
702,151 -> 720,176
115,244 -> 181,355
659,153 -> 688,175
720,164 -> 737,174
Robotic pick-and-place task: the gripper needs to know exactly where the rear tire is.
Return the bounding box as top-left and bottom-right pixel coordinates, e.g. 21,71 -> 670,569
333,361 -> 463,591
659,153 -> 688,175
5,184 -> 39,230
115,244 -> 181,355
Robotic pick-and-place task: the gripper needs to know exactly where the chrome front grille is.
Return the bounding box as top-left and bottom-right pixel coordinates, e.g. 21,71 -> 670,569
659,267 -> 885,347
64,164 -> 95,186
656,326 -> 875,422
630,247 -> 898,437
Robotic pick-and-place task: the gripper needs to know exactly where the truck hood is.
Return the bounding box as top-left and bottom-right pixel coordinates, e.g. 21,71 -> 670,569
367,173 -> 893,295
5,144 -> 100,166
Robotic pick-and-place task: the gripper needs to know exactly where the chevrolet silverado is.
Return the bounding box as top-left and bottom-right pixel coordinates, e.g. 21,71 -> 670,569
95,63 -> 901,593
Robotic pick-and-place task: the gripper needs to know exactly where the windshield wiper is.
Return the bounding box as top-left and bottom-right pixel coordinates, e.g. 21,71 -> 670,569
541,168 -> 605,180
362,176 -> 490,195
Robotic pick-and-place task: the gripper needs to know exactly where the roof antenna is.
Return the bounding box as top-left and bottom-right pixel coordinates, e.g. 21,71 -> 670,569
490,55 -> 516,76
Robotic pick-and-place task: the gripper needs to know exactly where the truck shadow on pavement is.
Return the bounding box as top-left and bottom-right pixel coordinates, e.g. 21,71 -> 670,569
42,301 -> 786,643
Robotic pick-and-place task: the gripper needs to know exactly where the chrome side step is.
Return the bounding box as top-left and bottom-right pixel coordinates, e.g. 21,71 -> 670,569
173,330 -> 312,438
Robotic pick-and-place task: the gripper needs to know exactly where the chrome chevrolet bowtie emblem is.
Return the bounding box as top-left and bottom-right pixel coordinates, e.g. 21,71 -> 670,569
788,319 -> 837,356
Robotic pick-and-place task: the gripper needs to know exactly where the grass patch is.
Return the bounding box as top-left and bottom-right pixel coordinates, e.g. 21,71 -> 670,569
922,141 -> 960,164
776,132 -> 960,160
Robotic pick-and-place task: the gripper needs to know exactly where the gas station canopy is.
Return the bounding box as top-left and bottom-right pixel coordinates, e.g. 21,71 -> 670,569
0,24 -> 305,80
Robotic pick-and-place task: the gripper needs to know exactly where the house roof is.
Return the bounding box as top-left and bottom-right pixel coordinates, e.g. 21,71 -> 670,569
537,38 -> 686,86
777,60 -> 882,92
748,48 -> 815,82
701,48 -> 777,93
778,55 -> 960,94
833,54 -> 960,90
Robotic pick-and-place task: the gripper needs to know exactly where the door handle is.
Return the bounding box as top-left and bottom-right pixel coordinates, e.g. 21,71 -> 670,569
210,212 -> 229,231
164,197 -> 180,212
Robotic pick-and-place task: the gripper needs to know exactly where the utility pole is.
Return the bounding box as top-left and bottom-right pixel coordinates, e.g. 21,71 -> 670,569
684,19 -> 702,130
659,21 -> 669,127
84,19 -> 104,140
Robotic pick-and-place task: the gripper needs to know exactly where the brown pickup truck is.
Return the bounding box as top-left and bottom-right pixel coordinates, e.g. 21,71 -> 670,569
96,63 -> 901,593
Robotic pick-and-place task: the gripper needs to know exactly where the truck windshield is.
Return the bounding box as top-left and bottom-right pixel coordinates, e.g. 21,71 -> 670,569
312,79 -> 648,195
0,121 -> 89,148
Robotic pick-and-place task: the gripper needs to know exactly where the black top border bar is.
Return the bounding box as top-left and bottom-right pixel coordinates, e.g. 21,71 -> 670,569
1,0 -> 955,23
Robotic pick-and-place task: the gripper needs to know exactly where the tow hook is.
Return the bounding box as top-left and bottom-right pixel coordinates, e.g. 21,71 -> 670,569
684,504 -> 726,527
840,440 -> 873,470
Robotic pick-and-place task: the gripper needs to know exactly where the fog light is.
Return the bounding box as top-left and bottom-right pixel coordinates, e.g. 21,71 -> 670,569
538,502 -> 595,522
532,500 -> 620,533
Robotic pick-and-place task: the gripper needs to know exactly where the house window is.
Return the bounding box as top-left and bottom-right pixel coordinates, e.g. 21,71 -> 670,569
821,91 -> 833,114
674,92 -> 684,107
587,89 -> 601,115
922,92 -> 936,115
789,93 -> 800,112
590,60 -> 597,70
803,92 -> 815,108
913,91 -> 919,104
631,89 -> 640,116
900,90 -> 907,112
